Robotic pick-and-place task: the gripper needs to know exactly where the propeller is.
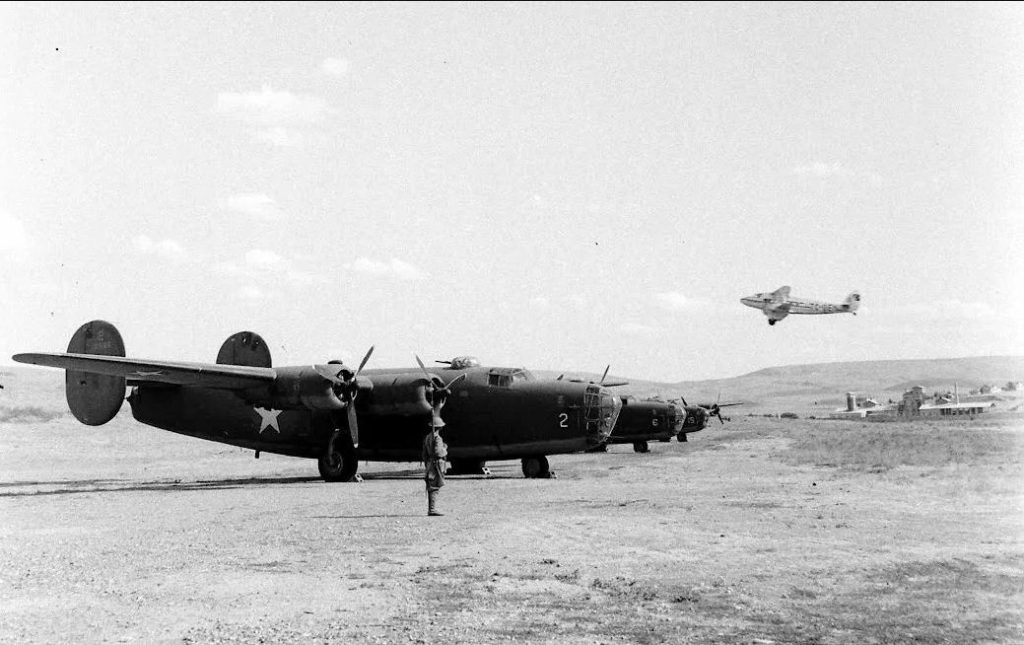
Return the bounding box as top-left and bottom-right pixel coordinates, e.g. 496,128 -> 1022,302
563,365 -> 629,387
317,345 -> 375,446
415,354 -> 468,414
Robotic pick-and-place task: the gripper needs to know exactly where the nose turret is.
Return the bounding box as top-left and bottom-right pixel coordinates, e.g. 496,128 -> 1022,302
583,384 -> 621,447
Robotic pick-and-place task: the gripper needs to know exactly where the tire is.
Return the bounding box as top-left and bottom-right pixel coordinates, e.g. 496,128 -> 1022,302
521,456 -> 551,479
318,432 -> 358,482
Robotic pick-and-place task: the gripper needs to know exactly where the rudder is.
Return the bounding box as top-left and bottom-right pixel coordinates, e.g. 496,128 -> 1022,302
845,292 -> 861,313
216,331 -> 272,367
66,320 -> 126,425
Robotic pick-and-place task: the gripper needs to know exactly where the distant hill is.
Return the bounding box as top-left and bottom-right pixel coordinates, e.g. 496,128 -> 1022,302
4,356 -> 1023,419
538,356 -> 1024,413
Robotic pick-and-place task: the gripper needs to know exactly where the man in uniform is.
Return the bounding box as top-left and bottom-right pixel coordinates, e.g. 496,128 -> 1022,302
421,411 -> 448,516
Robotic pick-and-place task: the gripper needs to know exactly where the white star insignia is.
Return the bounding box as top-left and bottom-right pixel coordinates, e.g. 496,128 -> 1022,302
132,370 -> 165,377
254,407 -> 281,434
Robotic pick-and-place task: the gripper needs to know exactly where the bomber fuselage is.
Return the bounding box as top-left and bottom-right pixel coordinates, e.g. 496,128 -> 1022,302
127,364 -> 622,463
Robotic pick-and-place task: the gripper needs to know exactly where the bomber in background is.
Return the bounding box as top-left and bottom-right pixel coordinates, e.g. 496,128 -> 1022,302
602,395 -> 681,453
13,321 -> 623,482
741,286 -> 861,325
599,395 -> 742,452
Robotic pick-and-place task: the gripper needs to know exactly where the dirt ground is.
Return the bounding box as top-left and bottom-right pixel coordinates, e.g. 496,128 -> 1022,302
1,412 -> 1022,645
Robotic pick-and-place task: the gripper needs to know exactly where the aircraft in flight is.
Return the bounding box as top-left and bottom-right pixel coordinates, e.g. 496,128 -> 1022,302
13,320 -> 623,482
740,286 -> 861,325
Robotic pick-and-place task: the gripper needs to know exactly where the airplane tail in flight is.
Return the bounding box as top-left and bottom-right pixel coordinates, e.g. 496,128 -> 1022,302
843,292 -> 862,314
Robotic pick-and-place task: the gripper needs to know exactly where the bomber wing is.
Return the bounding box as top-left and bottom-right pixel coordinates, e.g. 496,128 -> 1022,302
12,352 -> 276,389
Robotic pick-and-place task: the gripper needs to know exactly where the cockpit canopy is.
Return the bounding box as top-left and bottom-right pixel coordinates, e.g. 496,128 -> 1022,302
486,367 -> 535,387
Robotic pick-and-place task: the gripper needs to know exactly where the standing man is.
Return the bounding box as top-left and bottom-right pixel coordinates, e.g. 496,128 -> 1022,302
422,411 -> 448,517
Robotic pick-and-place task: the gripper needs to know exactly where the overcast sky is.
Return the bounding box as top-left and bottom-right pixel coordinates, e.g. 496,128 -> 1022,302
2,2 -> 1021,382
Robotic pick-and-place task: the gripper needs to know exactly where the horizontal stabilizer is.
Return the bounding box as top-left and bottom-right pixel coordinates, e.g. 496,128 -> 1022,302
13,352 -> 276,389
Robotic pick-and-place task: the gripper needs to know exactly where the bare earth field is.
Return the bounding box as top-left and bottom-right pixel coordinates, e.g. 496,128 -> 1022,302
1,411 -> 1022,645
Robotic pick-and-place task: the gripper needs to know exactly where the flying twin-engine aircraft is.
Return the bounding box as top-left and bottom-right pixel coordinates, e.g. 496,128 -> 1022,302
13,321 -> 623,482
741,286 -> 861,325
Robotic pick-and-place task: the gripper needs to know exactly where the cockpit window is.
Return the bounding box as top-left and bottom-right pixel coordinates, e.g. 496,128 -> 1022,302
511,369 -> 534,383
488,373 -> 512,387
488,368 -> 533,387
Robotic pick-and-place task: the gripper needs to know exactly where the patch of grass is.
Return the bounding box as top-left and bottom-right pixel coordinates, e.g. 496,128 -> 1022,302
774,424 -> 1024,470
764,558 -> 1024,645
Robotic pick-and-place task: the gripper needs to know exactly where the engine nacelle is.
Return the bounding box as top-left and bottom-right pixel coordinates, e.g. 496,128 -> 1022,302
268,366 -> 350,411
360,374 -> 437,416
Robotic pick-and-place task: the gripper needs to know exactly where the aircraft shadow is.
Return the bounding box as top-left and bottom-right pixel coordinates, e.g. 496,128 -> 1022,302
311,514 -> 425,519
0,475 -> 322,498
359,469 -> 522,481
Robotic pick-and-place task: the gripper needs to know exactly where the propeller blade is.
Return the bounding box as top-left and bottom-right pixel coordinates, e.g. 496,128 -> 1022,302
355,345 -> 375,376
415,354 -> 431,379
315,364 -> 347,385
556,374 -> 564,381
347,403 -> 359,446
680,396 -> 689,407
439,372 -> 467,396
600,365 -> 610,384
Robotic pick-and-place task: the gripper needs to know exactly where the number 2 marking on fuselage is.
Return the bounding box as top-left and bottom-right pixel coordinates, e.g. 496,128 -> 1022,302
558,412 -> 568,428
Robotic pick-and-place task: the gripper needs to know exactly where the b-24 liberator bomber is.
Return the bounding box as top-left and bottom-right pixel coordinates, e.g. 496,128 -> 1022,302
601,396 -> 681,453
741,286 -> 861,325
13,321 -> 623,482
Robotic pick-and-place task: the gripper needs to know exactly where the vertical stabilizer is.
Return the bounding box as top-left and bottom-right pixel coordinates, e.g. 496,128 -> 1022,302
844,291 -> 861,314
66,320 -> 126,425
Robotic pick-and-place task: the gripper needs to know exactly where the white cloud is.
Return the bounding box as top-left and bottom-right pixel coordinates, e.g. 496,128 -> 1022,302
654,291 -> 702,312
254,127 -> 305,147
245,248 -> 286,267
620,322 -> 658,336
0,210 -> 31,257
889,300 -> 999,321
217,86 -> 327,126
792,162 -> 883,185
793,162 -> 850,178
225,193 -> 284,220
283,269 -> 326,288
321,57 -> 350,77
237,285 -> 267,301
216,85 -> 329,147
217,249 -> 325,292
131,235 -> 187,262
348,257 -> 426,280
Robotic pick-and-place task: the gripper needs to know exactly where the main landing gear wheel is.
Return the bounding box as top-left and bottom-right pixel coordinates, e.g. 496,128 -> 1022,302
521,456 -> 552,479
632,441 -> 649,453
448,459 -> 490,476
768,320 -> 777,326
318,432 -> 358,482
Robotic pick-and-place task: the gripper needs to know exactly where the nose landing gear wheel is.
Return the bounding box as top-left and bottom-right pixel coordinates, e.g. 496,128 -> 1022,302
521,456 -> 552,479
632,441 -> 649,453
